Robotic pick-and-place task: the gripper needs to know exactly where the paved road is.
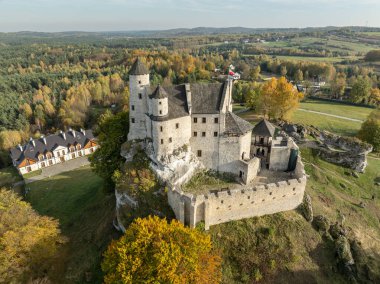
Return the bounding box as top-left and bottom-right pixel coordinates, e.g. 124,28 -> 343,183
298,108 -> 364,123
23,156 -> 90,184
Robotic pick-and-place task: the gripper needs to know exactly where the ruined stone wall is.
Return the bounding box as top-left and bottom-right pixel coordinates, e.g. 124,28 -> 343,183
167,158 -> 306,230
269,137 -> 298,171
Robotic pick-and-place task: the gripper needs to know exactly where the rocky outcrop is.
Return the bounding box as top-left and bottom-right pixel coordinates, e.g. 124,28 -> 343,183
317,131 -> 373,173
280,122 -> 308,141
301,194 -> 313,222
313,215 -> 330,233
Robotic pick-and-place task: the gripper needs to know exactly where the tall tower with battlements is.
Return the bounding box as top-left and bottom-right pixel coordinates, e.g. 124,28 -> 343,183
128,58 -> 150,141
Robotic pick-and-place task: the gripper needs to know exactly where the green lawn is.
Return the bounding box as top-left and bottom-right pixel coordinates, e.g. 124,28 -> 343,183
291,110 -> 363,136
0,166 -> 22,187
299,99 -> 373,121
26,166 -> 118,283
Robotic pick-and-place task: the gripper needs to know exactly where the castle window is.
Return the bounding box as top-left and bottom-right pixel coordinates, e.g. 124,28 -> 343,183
193,132 -> 197,137
193,117 -> 197,123
169,137 -> 172,143
214,132 -> 218,137
202,117 -> 206,123
160,126 -> 163,132
176,123 -> 179,129
202,132 -> 206,137
159,110 -> 162,115
197,150 -> 202,157
159,101 -> 162,105
161,139 -> 164,145
214,117 -> 218,123
138,93 -> 142,99
131,105 -> 135,111
131,118 -> 135,123
138,80 -> 141,84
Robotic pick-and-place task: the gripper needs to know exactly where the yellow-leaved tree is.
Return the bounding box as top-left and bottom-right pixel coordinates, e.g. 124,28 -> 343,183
0,189 -> 65,283
258,77 -> 304,120
102,216 -> 221,284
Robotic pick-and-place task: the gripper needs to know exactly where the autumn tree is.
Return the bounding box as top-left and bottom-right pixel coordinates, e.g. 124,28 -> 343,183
294,69 -> 303,83
0,130 -> 23,150
0,189 -> 65,283
358,109 -> 380,152
258,77 -> 304,120
369,88 -> 380,106
102,216 -> 221,284
330,72 -> 347,99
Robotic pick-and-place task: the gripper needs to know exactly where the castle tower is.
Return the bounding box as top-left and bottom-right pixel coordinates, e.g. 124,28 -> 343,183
128,58 -> 150,141
150,85 -> 169,159
150,85 -> 169,117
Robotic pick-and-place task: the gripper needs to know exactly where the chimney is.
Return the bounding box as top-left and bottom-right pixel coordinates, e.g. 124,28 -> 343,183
17,144 -> 23,151
71,129 -> 76,138
60,130 -> 66,140
185,83 -> 192,115
41,135 -> 47,145
29,137 -> 35,147
80,128 -> 86,136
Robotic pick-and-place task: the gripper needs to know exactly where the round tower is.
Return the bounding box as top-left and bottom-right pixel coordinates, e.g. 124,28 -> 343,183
150,85 -> 168,117
128,58 -> 150,141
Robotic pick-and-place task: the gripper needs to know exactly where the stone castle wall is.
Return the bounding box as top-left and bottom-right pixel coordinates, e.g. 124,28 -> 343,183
168,158 -> 306,230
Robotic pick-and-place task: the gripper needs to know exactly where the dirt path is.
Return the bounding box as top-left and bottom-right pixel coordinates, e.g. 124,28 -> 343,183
298,108 -> 364,122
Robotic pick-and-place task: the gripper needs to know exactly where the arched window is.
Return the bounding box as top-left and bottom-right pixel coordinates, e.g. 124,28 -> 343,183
38,154 -> 44,161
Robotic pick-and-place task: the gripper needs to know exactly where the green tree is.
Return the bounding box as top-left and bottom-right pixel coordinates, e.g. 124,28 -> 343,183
89,110 -> 129,187
0,189 -> 65,283
358,109 -> 380,152
350,77 -> 372,104
102,216 -> 221,284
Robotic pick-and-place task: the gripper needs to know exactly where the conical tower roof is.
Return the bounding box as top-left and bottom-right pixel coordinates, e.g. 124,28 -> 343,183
151,85 -> 168,99
129,58 -> 149,75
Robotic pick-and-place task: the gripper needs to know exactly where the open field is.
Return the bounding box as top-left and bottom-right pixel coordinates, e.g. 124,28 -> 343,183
236,99 -> 372,136
299,99 -> 373,121
26,166 -> 118,283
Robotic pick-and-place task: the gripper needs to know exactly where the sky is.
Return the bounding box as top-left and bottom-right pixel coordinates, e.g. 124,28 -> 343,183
0,0 -> 379,32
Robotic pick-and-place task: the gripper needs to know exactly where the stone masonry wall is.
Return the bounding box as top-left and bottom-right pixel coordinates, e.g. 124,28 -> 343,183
167,158 -> 306,230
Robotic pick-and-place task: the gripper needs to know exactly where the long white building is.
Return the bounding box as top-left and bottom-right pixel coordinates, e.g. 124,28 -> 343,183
10,129 -> 98,175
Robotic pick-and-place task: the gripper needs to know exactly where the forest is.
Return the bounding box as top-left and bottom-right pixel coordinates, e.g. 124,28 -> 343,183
0,27 -> 380,167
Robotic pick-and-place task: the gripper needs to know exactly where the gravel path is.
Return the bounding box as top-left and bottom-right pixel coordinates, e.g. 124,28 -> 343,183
298,108 -> 364,122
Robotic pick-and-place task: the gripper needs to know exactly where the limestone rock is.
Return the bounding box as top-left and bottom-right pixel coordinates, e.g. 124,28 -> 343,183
301,194 -> 313,222
329,222 -> 347,239
313,215 -> 330,232
336,235 -> 355,266
352,172 -> 359,178
317,131 -> 373,173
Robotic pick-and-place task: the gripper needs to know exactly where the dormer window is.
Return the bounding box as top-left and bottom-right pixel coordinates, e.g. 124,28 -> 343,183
38,154 -> 44,161
76,144 -> 81,150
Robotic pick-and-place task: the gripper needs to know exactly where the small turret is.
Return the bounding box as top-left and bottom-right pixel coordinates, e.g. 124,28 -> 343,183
150,85 -> 169,117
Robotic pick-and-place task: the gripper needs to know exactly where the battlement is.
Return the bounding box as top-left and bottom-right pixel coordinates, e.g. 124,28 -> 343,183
167,157 -> 307,229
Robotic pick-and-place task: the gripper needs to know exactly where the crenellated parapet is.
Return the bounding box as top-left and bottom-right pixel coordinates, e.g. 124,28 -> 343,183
167,158 -> 307,230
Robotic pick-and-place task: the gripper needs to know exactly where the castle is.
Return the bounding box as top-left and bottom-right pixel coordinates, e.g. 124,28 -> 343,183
126,58 -> 306,229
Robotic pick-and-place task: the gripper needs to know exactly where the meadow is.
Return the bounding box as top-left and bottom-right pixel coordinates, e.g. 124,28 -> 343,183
26,166 -> 119,283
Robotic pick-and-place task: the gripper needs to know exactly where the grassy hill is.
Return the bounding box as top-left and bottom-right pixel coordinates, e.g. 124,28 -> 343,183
25,166 -> 119,283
